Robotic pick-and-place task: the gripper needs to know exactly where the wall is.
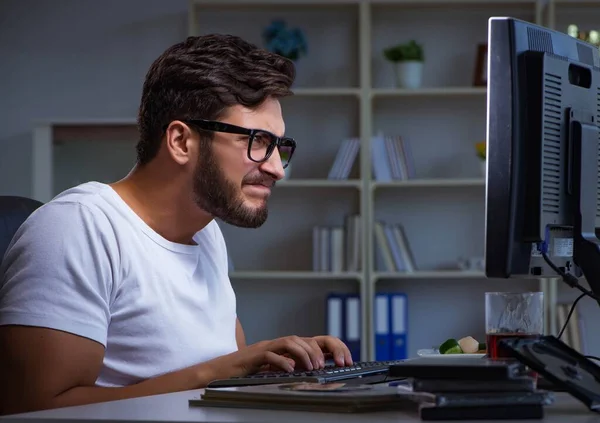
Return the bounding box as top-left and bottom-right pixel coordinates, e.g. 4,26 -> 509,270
0,0 -> 188,196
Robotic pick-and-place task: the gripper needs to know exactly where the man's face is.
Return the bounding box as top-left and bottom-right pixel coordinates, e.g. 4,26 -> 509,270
192,97 -> 286,228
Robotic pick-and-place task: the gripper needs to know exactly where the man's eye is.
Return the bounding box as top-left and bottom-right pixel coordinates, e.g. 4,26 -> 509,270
253,133 -> 271,147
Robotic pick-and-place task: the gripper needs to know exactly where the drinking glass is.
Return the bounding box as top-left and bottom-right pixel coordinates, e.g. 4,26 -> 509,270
485,292 -> 544,359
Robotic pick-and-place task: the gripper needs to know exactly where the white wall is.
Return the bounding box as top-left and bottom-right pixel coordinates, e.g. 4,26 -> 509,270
0,0 -> 189,196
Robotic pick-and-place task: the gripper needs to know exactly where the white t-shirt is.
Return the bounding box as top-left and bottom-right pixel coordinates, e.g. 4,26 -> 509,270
0,182 -> 239,387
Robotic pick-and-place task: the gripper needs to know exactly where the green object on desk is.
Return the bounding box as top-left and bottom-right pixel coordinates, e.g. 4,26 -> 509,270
439,338 -> 462,354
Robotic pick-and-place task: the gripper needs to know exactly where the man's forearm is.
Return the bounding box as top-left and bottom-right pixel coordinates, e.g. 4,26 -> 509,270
7,362 -> 218,415
52,362 -> 217,410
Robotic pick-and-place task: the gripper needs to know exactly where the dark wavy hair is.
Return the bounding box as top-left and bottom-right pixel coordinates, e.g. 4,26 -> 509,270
136,34 -> 296,165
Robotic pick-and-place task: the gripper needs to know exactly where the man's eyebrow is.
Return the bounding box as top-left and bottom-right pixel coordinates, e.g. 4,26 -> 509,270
270,129 -> 285,138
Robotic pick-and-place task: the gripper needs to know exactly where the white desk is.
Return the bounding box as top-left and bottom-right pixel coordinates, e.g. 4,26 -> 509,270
0,390 -> 596,423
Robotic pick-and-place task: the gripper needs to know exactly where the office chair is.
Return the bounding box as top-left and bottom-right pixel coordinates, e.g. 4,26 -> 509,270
0,196 -> 44,264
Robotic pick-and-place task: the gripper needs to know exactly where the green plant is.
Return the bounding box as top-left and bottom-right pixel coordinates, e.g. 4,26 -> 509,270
383,40 -> 424,62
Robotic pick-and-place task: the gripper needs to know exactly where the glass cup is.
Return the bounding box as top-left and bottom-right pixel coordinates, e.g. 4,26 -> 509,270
485,292 -> 544,360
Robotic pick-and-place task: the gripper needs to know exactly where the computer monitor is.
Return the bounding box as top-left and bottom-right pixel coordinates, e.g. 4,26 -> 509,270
484,17 -> 600,303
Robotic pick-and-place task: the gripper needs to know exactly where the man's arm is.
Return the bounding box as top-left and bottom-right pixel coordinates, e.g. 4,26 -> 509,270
0,325 -> 220,415
235,317 -> 246,349
0,324 -> 353,415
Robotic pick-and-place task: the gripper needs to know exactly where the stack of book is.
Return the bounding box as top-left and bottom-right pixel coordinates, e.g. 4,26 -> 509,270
324,132 -> 415,181
373,220 -> 416,272
312,214 -> 361,272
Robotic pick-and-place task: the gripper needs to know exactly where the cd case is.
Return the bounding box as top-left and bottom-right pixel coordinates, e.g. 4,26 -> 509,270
388,356 -> 527,380
500,335 -> 600,412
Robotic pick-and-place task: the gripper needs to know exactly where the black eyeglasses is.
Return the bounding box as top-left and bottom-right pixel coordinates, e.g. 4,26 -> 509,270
180,119 -> 296,169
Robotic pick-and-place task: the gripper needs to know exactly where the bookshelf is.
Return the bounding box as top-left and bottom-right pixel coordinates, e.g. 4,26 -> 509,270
30,0 -> 598,360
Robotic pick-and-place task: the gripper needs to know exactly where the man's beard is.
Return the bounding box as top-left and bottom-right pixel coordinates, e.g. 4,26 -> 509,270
192,142 -> 269,228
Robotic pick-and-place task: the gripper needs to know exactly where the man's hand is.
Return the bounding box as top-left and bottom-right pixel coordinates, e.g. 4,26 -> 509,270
208,335 -> 353,379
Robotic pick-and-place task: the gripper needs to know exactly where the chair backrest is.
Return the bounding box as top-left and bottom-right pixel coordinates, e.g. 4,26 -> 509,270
0,196 -> 44,264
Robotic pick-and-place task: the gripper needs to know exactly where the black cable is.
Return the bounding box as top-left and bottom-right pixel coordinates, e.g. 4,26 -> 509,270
542,252 -> 600,362
557,292 -> 586,340
542,252 -> 600,302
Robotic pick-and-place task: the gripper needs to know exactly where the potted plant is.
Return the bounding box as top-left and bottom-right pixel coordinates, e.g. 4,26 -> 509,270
383,40 -> 424,89
475,141 -> 486,176
262,20 -> 308,62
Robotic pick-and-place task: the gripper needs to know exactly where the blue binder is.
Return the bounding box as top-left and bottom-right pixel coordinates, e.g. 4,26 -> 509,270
374,292 -> 408,360
374,293 -> 392,361
326,293 -> 361,362
390,293 -> 408,360
326,293 -> 343,341
344,294 -> 361,362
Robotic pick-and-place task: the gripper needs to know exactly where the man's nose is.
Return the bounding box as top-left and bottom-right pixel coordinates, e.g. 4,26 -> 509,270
259,148 -> 285,181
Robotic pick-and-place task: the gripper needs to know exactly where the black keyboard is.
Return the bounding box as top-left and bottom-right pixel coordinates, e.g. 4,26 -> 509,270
207,360 -> 406,388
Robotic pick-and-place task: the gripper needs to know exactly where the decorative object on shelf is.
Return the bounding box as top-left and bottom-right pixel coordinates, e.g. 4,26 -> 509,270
567,24 -> 600,47
383,40 -> 424,89
457,256 -> 485,272
473,43 -> 488,87
371,132 -> 415,182
475,141 -> 486,176
262,19 -> 307,62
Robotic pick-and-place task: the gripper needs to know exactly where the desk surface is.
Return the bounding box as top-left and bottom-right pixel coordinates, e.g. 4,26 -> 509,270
0,390 -> 597,423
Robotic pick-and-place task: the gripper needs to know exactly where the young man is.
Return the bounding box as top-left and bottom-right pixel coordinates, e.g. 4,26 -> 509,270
0,34 -> 352,415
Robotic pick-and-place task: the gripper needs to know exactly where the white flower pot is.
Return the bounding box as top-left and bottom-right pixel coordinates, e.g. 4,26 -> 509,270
394,61 -> 423,89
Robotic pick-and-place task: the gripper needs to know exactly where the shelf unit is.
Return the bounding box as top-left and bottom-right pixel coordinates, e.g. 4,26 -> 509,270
30,0 -> 599,359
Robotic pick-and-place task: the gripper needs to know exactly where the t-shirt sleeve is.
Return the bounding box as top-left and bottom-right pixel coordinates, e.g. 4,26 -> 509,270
0,201 -> 117,347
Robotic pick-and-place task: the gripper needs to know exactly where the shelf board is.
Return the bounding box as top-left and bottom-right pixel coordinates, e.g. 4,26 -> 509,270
553,0 -> 599,5
374,270 -> 486,280
293,88 -> 361,97
372,87 -> 486,98
371,0 -> 536,5
278,179 -> 361,188
194,0 -> 534,3
229,271 -> 362,280
372,178 -> 485,189
192,0 -> 360,5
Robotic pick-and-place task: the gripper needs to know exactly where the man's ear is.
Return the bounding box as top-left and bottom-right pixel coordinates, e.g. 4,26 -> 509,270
164,120 -> 195,166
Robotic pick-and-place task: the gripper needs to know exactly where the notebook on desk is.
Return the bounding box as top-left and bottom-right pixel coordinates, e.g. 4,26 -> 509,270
191,382 -> 410,413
